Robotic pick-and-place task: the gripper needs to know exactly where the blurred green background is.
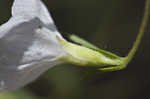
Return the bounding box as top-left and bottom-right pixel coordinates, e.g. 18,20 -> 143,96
0,0 -> 150,99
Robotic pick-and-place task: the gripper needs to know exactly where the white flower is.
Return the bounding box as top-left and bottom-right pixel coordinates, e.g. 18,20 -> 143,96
0,0 -> 66,91
0,0 -> 123,91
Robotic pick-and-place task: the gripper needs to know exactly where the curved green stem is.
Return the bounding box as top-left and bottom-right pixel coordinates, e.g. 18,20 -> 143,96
124,0 -> 150,66
99,0 -> 150,71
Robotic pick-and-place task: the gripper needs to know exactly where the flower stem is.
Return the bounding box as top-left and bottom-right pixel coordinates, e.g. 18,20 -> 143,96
99,0 -> 150,71
124,0 -> 150,67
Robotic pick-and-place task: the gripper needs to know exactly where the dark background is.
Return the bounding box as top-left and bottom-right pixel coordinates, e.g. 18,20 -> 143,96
0,0 -> 149,99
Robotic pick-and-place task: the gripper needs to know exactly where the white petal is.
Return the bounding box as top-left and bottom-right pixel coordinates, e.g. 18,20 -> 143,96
12,0 -> 63,40
0,17 -> 27,38
0,0 -> 67,91
12,0 -> 54,24
0,17 -> 65,91
0,58 -> 62,91
21,26 -> 65,64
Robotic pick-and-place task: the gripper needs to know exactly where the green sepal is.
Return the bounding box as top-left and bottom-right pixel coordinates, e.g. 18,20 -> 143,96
57,36 -> 124,67
69,34 -> 122,59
